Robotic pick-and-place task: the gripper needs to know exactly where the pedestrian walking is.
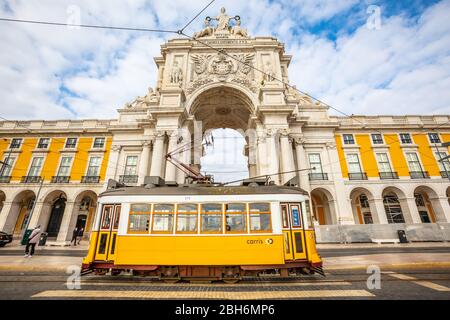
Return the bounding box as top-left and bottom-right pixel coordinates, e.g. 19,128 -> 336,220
24,225 -> 41,258
77,227 -> 84,245
70,226 -> 78,246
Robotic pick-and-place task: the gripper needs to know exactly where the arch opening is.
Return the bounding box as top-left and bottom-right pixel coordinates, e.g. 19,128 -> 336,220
350,188 -> 375,225
3,190 -> 36,236
188,86 -> 255,184
310,188 -> 335,225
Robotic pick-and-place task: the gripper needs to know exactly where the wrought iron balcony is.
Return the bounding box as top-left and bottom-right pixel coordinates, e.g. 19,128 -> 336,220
119,175 -> 138,184
51,176 -> 70,183
81,175 -> 100,183
441,171 -> 450,178
308,173 -> 329,181
21,176 -> 43,183
410,171 -> 430,179
0,176 -> 11,183
348,172 -> 368,180
379,171 -> 399,180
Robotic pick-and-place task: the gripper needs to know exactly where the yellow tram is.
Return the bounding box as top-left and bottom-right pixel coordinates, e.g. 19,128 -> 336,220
82,179 -> 323,282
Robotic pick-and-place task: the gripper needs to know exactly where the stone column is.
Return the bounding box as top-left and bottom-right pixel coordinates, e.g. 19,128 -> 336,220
27,201 -> 45,229
105,145 -> 121,182
0,201 -> 13,232
138,141 -> 152,184
150,131 -> 166,178
432,196 -> 450,222
56,201 -> 76,243
165,132 -> 179,182
279,130 -> 296,184
325,143 -> 355,225
267,129 -> 280,185
256,135 -> 268,176
294,138 -> 310,192
404,197 -> 422,224
369,198 -> 388,224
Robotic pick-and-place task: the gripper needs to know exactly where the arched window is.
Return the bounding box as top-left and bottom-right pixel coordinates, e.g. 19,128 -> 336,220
383,193 -> 405,223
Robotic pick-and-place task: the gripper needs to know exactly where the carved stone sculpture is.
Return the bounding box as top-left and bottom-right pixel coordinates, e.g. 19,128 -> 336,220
170,61 -> 183,84
231,17 -> 248,38
194,18 -> 213,39
264,62 -> 275,82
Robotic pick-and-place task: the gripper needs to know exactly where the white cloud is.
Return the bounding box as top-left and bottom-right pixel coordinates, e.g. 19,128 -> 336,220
289,0 -> 450,115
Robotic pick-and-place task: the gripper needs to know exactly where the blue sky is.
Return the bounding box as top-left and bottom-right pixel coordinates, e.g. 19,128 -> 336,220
0,0 -> 449,182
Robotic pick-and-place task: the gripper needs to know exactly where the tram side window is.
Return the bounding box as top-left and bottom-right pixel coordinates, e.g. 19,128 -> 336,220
225,203 -> 247,233
249,203 -> 272,233
128,204 -> 151,233
176,204 -> 198,233
201,203 -> 223,233
152,204 -> 174,233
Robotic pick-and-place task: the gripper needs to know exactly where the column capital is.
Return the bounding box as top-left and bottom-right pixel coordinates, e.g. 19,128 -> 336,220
142,141 -> 152,148
154,130 -> 166,139
111,145 -> 122,152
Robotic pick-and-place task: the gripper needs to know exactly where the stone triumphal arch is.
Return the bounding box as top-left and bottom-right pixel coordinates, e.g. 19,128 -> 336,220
105,7 -> 355,224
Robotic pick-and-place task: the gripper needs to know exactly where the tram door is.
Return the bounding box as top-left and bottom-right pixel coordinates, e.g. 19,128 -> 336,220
281,203 -> 307,261
95,204 -> 121,262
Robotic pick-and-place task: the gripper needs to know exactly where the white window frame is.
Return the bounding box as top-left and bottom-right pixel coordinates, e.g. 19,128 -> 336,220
65,137 -> 78,149
375,152 -> 393,173
37,137 -> 51,149
405,152 -> 424,172
92,137 -> 106,149
427,132 -> 441,144
56,156 -> 74,177
85,155 -> 103,177
399,133 -> 413,145
0,155 -> 17,176
346,153 -> 363,174
308,153 -> 323,174
123,154 -> 139,176
9,138 -> 23,150
342,134 -> 355,145
435,151 -> 450,173
371,133 -> 384,145
27,156 -> 45,177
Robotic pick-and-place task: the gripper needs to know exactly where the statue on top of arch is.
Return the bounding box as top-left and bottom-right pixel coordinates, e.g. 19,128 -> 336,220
193,7 -> 249,39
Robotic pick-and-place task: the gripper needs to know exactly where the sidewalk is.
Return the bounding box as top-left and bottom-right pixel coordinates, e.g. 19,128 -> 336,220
317,242 -> 450,250
1,240 -> 89,251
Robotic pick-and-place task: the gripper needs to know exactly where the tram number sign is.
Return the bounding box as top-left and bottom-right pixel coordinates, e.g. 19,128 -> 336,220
291,206 -> 301,227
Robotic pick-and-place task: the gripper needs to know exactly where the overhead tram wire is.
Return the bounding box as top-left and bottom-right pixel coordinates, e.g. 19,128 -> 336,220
0,17 -> 178,34
180,31 -> 450,172
178,0 -> 216,34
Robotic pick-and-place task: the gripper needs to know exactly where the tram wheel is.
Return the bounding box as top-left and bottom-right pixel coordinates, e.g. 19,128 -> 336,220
162,278 -> 180,284
222,278 -> 240,284
111,269 -> 122,276
94,269 -> 108,276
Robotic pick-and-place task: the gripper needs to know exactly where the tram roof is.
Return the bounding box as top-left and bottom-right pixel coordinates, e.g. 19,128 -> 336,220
99,185 -> 309,197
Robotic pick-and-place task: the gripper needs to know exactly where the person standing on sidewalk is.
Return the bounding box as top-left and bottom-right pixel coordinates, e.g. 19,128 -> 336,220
24,225 -> 41,258
76,227 -> 84,245
70,227 -> 78,246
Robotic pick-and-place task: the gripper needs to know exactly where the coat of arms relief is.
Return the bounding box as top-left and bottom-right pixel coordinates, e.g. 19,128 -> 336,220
186,52 -> 257,94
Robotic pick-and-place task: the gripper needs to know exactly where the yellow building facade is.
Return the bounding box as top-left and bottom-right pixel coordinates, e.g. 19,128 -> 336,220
0,120 -> 113,243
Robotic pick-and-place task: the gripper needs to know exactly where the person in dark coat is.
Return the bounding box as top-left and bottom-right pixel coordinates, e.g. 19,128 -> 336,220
70,227 -> 78,246
77,227 -> 84,245
25,225 -> 41,257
